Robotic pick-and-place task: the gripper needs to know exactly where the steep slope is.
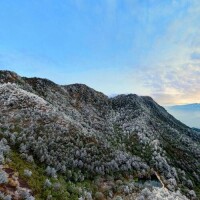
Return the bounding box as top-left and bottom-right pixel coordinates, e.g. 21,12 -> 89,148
111,94 -> 200,194
0,70 -> 199,200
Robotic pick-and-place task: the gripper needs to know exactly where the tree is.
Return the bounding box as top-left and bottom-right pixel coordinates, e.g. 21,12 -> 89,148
0,170 -> 8,184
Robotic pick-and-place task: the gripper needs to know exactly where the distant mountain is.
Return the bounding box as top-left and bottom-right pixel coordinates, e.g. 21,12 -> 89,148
0,70 -> 199,200
192,127 -> 200,132
169,104 -> 200,111
167,104 -> 200,128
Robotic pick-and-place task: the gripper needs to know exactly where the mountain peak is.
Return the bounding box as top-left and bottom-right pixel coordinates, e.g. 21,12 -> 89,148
65,83 -> 108,99
0,70 -> 23,83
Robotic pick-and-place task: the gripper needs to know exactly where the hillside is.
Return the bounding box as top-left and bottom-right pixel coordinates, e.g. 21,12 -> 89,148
0,70 -> 199,200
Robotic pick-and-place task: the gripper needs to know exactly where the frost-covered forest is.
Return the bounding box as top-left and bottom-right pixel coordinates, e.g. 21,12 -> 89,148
0,71 -> 199,200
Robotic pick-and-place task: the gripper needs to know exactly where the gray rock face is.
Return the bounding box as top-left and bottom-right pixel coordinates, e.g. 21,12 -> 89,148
0,70 -> 199,198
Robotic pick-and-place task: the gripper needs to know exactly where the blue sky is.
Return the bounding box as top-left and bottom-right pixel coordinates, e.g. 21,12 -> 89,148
0,0 -> 200,105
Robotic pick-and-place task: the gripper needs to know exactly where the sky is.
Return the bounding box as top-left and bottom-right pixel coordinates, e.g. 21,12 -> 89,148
0,0 -> 200,106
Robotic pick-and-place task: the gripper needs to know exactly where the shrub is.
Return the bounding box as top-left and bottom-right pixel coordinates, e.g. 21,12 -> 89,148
19,190 -> 35,200
0,155 -> 5,164
45,166 -> 57,178
95,192 -> 104,200
53,182 -> 61,191
44,179 -> 52,188
0,170 -> 8,184
24,169 -> 32,177
114,196 -> 123,200
0,192 -> 12,200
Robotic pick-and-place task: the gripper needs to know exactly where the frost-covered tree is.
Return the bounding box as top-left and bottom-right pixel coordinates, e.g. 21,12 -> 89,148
0,155 -> 5,164
19,190 -> 35,200
0,170 -> 8,184
0,192 -> 12,200
53,182 -> 61,191
24,169 -> 32,177
45,166 -> 57,178
136,187 -> 189,200
44,179 -> 52,188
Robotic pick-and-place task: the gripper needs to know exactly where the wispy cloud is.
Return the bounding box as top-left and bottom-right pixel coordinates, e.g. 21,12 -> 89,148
132,0 -> 200,105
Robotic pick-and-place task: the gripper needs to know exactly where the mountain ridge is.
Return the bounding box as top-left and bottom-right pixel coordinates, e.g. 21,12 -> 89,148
0,70 -> 199,199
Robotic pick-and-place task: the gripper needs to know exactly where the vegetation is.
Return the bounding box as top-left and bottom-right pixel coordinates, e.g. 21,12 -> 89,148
0,70 -> 200,199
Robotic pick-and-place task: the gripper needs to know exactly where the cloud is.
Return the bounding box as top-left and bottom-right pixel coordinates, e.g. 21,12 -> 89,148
131,0 -> 200,105
138,60 -> 200,105
147,63 -> 200,105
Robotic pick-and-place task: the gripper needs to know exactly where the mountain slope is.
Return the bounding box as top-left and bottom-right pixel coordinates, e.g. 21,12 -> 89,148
0,70 -> 199,200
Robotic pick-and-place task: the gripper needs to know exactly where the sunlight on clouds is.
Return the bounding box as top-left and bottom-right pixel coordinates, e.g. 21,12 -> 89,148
139,55 -> 200,105
144,62 -> 200,105
135,0 -> 200,105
